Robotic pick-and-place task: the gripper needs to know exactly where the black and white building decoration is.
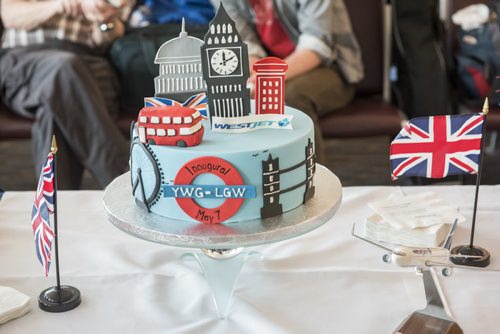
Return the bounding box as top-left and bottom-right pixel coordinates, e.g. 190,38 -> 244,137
260,139 -> 316,219
154,19 -> 205,102
201,3 -> 251,121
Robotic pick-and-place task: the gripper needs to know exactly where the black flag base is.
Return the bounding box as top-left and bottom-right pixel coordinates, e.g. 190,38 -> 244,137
450,245 -> 490,268
38,285 -> 81,312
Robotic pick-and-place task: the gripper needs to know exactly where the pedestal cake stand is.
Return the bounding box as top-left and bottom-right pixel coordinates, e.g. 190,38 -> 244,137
103,165 -> 342,317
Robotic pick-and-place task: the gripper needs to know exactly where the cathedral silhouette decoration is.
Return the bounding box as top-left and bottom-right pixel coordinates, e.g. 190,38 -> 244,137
154,20 -> 205,103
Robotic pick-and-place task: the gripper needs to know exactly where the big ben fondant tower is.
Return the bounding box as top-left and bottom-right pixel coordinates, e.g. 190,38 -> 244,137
201,4 -> 251,122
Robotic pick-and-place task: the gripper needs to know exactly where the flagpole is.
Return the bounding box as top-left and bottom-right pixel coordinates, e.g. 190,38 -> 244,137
38,135 -> 81,313
450,98 -> 491,267
468,99 -> 489,247
51,136 -> 62,290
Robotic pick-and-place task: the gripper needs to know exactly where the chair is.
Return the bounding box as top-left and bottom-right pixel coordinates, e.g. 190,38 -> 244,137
319,0 -> 405,140
0,104 -> 33,139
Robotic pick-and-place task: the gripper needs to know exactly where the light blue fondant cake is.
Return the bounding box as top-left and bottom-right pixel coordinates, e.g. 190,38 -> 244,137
130,106 -> 316,224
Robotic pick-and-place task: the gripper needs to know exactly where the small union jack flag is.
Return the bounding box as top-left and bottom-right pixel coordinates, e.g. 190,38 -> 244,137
31,153 -> 56,277
390,114 -> 484,179
183,93 -> 208,118
144,97 -> 182,108
144,93 -> 208,118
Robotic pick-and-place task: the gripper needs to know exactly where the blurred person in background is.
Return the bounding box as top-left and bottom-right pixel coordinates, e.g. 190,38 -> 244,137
214,0 -> 364,164
0,0 -> 134,189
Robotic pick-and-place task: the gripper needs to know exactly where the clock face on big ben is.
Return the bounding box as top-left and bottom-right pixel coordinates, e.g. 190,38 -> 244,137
210,49 -> 239,75
206,47 -> 242,77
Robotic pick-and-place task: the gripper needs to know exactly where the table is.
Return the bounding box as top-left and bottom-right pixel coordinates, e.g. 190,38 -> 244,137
1,185 -> 499,333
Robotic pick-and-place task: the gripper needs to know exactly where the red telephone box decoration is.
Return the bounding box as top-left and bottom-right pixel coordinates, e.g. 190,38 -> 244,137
253,57 -> 288,115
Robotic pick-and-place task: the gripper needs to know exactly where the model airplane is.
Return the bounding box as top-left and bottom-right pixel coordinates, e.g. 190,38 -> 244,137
352,220 -> 495,276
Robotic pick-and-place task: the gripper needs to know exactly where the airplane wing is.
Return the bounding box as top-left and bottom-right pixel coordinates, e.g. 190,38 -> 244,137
426,260 -> 500,272
351,224 -> 395,253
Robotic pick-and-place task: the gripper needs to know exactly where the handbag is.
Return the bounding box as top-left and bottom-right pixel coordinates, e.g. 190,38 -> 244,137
109,24 -> 207,115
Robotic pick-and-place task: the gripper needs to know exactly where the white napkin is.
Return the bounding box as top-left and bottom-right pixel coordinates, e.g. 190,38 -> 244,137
0,286 -> 31,324
364,212 -> 450,247
368,191 -> 466,229
452,4 -> 490,31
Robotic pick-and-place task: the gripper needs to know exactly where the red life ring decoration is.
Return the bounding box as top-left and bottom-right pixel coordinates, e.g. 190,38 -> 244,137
172,156 -> 254,224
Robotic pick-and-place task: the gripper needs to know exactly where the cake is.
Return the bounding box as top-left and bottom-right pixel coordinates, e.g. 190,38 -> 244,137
130,105 -> 315,224
129,4 -> 316,224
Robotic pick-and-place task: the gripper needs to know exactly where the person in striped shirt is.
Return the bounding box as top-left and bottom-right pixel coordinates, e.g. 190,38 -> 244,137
0,0 -> 134,189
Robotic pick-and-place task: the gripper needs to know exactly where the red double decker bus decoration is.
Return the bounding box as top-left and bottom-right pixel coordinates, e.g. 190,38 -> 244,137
137,106 -> 204,147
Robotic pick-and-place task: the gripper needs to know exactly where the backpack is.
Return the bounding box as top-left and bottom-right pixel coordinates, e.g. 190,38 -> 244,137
390,0 -> 453,118
455,3 -> 500,107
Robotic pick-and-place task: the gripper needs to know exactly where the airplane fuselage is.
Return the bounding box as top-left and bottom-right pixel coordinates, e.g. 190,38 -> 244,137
388,246 -> 451,267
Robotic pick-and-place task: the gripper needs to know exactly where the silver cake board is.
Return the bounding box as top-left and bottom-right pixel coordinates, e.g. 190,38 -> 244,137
103,165 -> 342,317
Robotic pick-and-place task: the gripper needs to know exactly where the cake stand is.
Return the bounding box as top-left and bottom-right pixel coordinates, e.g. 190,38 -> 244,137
103,165 -> 342,317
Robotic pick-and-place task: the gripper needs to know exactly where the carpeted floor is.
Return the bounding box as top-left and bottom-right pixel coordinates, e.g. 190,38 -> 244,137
1,135 -> 499,191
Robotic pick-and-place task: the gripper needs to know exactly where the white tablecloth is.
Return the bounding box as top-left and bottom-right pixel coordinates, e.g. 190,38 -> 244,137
0,186 -> 499,333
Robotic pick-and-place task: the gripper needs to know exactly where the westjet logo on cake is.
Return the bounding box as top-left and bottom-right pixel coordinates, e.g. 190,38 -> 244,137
212,114 -> 294,133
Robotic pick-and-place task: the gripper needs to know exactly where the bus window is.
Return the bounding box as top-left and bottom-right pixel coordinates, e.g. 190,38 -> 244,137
180,122 -> 202,135
147,128 -> 156,135
184,116 -> 193,124
173,117 -> 182,124
139,116 -> 147,123
162,117 -> 171,124
157,129 -> 166,136
138,127 -> 146,143
151,116 -> 160,124
167,129 -> 176,136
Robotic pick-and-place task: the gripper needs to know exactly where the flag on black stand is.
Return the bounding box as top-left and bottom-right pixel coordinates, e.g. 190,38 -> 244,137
34,136 -> 81,312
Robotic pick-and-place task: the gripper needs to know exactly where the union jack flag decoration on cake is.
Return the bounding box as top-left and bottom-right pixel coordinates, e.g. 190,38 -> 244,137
144,92 -> 208,118
31,152 -> 56,276
390,114 -> 484,179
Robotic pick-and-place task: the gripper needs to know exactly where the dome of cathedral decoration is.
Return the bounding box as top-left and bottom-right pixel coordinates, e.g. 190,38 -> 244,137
154,19 -> 206,101
155,19 -> 203,64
